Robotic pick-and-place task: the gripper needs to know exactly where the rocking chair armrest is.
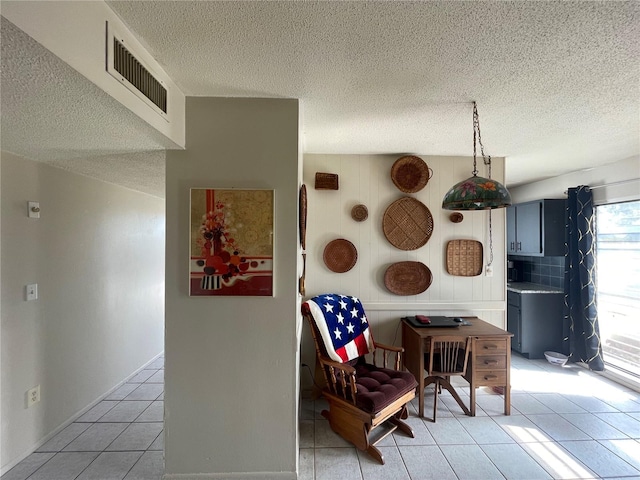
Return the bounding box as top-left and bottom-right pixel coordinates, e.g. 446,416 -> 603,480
373,342 -> 404,354
317,355 -> 356,375
316,354 -> 358,405
371,342 -> 404,370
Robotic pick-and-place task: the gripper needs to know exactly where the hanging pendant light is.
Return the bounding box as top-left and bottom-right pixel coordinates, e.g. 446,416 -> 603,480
442,102 -> 511,210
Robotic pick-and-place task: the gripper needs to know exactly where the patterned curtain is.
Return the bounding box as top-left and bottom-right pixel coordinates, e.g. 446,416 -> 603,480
564,186 -> 604,371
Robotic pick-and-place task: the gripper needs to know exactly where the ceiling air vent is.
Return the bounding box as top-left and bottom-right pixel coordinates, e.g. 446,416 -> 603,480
106,22 -> 168,120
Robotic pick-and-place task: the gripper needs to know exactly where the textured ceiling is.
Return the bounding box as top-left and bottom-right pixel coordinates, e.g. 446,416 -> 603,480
2,1 -> 639,197
0,17 -> 168,197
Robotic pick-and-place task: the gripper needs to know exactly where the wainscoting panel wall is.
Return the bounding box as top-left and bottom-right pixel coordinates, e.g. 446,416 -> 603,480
301,154 -> 507,384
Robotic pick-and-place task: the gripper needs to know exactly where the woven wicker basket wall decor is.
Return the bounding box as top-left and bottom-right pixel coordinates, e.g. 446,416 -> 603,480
446,239 -> 483,276
384,261 -> 432,295
351,204 -> 368,222
390,155 -> 433,193
315,172 -> 339,190
299,184 -> 307,249
382,197 -> 434,250
323,238 -> 358,273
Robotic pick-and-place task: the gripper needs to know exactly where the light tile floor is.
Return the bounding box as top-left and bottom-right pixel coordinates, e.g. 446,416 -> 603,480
4,354 -> 640,479
299,354 -> 640,480
2,355 -> 165,480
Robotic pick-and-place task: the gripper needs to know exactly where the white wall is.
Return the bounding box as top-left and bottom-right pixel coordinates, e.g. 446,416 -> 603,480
301,154 -> 507,388
0,152 -> 165,473
509,155 -> 640,205
164,97 -> 300,479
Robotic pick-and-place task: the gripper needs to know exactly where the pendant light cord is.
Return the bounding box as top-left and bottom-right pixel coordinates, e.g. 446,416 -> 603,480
474,101 -> 495,267
488,210 -> 494,267
473,101 -> 493,178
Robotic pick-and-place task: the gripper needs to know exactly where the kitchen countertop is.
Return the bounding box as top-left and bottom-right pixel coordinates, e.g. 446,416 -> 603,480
507,282 -> 563,294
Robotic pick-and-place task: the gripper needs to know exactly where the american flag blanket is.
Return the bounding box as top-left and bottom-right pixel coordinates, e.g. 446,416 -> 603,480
305,294 -> 374,363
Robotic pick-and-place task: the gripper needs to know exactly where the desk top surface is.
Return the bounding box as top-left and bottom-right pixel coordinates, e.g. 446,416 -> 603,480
402,316 -> 512,338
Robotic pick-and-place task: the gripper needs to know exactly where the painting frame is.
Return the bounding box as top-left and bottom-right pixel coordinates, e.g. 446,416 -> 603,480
189,188 -> 274,297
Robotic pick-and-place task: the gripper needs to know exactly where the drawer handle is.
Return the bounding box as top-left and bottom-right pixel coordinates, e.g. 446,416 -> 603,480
484,374 -> 498,380
483,360 -> 498,365
483,345 -> 498,350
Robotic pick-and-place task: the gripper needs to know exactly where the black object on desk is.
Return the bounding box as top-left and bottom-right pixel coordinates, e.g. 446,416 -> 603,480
403,316 -> 471,328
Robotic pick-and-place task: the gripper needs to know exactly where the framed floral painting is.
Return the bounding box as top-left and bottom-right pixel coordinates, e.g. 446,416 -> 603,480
190,188 -> 274,296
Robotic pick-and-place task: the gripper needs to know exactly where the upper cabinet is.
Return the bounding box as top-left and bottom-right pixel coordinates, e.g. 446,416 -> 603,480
507,199 -> 566,256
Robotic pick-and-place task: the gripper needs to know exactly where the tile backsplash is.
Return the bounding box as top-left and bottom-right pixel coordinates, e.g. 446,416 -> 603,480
508,255 -> 565,288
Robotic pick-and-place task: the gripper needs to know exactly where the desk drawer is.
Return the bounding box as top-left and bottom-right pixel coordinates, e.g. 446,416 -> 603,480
476,370 -> 507,386
475,338 -> 507,353
475,355 -> 507,370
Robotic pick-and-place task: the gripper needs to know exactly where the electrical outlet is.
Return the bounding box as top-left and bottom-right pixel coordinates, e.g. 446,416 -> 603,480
27,385 -> 40,407
485,265 -> 493,277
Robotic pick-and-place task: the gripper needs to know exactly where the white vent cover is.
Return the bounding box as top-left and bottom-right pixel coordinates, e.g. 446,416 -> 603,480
106,21 -> 168,120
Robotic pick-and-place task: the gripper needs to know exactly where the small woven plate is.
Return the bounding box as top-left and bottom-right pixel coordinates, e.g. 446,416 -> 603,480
323,239 -> 358,273
382,197 -> 434,250
446,239 -> 483,276
391,155 -> 432,193
351,204 -> 368,222
384,261 -> 432,295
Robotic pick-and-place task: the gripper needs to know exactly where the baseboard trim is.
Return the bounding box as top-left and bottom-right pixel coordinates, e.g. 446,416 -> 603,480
0,351 -> 164,476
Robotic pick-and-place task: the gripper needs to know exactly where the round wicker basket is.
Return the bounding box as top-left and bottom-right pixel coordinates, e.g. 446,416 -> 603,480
382,197 -> 433,250
351,204 -> 368,222
391,156 -> 432,193
323,239 -> 358,273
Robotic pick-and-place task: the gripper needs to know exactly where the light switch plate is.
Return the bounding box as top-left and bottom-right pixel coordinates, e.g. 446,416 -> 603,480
26,284 -> 38,301
28,201 -> 40,219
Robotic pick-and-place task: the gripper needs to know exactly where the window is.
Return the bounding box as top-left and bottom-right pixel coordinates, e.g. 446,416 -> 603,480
596,200 -> 640,379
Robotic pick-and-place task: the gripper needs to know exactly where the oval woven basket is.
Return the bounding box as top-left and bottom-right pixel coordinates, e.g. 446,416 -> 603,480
323,239 -> 358,273
382,197 -> 434,250
391,155 -> 432,193
384,261 -> 432,295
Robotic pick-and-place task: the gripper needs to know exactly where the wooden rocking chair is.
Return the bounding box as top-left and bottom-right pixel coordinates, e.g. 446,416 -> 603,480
302,294 -> 417,464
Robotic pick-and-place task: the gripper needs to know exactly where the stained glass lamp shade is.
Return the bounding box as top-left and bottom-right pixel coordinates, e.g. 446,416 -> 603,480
442,175 -> 512,210
442,102 -> 511,211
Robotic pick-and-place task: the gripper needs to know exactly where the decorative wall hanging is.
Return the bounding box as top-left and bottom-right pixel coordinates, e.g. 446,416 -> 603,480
445,239 -> 483,276
442,102 -> 511,210
391,155 -> 433,193
299,184 -> 307,249
351,204 -> 368,222
189,188 -> 274,296
299,253 -> 306,296
382,197 -> 433,250
449,212 -> 464,223
323,238 -> 357,273
384,261 -> 432,295
315,172 -> 339,190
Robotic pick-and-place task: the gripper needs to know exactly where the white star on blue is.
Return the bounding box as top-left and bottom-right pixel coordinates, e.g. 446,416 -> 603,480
310,294 -> 370,353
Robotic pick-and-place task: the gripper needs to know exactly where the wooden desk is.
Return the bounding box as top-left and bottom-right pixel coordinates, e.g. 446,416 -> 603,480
402,317 -> 512,417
